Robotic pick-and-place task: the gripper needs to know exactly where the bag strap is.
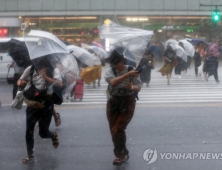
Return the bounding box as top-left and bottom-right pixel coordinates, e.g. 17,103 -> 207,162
29,65 -> 35,84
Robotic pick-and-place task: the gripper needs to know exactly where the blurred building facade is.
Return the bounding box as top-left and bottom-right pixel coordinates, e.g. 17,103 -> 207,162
0,0 -> 222,43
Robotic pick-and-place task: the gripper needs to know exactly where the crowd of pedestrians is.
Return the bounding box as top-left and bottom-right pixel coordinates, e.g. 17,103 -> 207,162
4,35 -> 222,166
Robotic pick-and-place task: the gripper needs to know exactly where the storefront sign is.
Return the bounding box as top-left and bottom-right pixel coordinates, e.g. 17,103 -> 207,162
0,18 -> 21,27
144,25 -> 199,31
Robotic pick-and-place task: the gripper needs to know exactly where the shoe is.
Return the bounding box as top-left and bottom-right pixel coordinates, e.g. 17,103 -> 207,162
98,82 -> 100,87
146,84 -> 150,87
54,113 -> 61,127
167,80 -> 170,85
113,154 -> 129,165
216,80 -> 220,84
195,74 -> 198,77
21,155 -> 34,164
52,132 -> 59,148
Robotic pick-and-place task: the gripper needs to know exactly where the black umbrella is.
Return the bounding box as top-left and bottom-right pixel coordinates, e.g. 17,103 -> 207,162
7,39 -> 32,68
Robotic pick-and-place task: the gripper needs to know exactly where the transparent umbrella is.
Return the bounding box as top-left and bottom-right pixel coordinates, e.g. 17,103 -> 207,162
164,39 -> 178,49
179,40 -> 195,57
169,43 -> 188,62
25,30 -> 79,100
81,43 -> 108,59
98,20 -> 154,63
67,45 -> 96,67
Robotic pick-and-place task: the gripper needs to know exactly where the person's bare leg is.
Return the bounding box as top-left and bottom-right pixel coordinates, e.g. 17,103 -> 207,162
53,108 -> 61,127
204,72 -> 208,81
97,78 -> 101,87
167,74 -> 171,84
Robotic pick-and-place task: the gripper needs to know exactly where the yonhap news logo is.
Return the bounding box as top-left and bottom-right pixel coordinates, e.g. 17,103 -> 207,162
143,148 -> 222,165
143,148 -> 158,165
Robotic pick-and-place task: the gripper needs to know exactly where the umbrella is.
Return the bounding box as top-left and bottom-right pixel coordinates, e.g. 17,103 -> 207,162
81,43 -> 108,59
91,41 -> 104,49
179,40 -> 195,57
169,43 -> 187,62
6,39 -> 32,68
67,45 -> 96,67
190,38 -> 205,46
25,30 -> 79,100
164,39 -> 178,49
98,20 -> 154,63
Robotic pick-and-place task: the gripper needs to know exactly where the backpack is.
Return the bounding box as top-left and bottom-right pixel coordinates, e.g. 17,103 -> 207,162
107,66 -> 139,100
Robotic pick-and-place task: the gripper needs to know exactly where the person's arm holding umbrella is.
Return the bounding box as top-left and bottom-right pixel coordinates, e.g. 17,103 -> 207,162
39,68 -> 63,88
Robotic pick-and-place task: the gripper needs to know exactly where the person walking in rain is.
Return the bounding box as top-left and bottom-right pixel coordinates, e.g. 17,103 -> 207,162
199,43 -> 208,81
175,42 -> 187,78
205,37 -> 222,83
194,41 -> 203,77
17,58 -> 61,163
81,49 -> 102,88
7,60 -> 25,99
104,48 -> 141,165
158,44 -> 176,84
139,49 -> 156,87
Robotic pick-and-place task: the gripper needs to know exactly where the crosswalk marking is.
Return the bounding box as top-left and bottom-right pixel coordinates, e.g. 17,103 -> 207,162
66,76 -> 222,104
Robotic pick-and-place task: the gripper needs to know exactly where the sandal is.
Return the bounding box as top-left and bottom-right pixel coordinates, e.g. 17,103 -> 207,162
21,155 -> 34,164
52,132 -> 59,148
113,154 -> 129,165
54,113 -> 61,127
113,158 -> 122,165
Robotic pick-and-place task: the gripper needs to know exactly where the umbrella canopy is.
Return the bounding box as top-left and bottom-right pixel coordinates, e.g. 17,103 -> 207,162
190,38 -> 205,46
26,30 -> 69,59
179,40 -> 195,57
81,43 -> 108,59
25,30 -> 79,100
6,39 -> 32,68
164,39 -> 178,49
91,41 -> 104,49
67,45 -> 96,67
169,43 -> 187,62
98,20 -> 154,63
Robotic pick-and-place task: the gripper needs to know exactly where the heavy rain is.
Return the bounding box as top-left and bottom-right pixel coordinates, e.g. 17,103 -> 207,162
1,0 -> 222,170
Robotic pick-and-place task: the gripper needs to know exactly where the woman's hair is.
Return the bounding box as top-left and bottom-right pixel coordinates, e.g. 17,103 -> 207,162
109,47 -> 125,65
33,56 -> 54,78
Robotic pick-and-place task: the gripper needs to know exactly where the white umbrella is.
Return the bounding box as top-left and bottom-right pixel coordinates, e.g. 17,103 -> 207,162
169,43 -> 187,62
26,30 -> 69,59
25,30 -> 79,100
81,43 -> 108,59
179,40 -> 195,57
98,20 -> 154,62
164,39 -> 178,49
67,45 -> 96,67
